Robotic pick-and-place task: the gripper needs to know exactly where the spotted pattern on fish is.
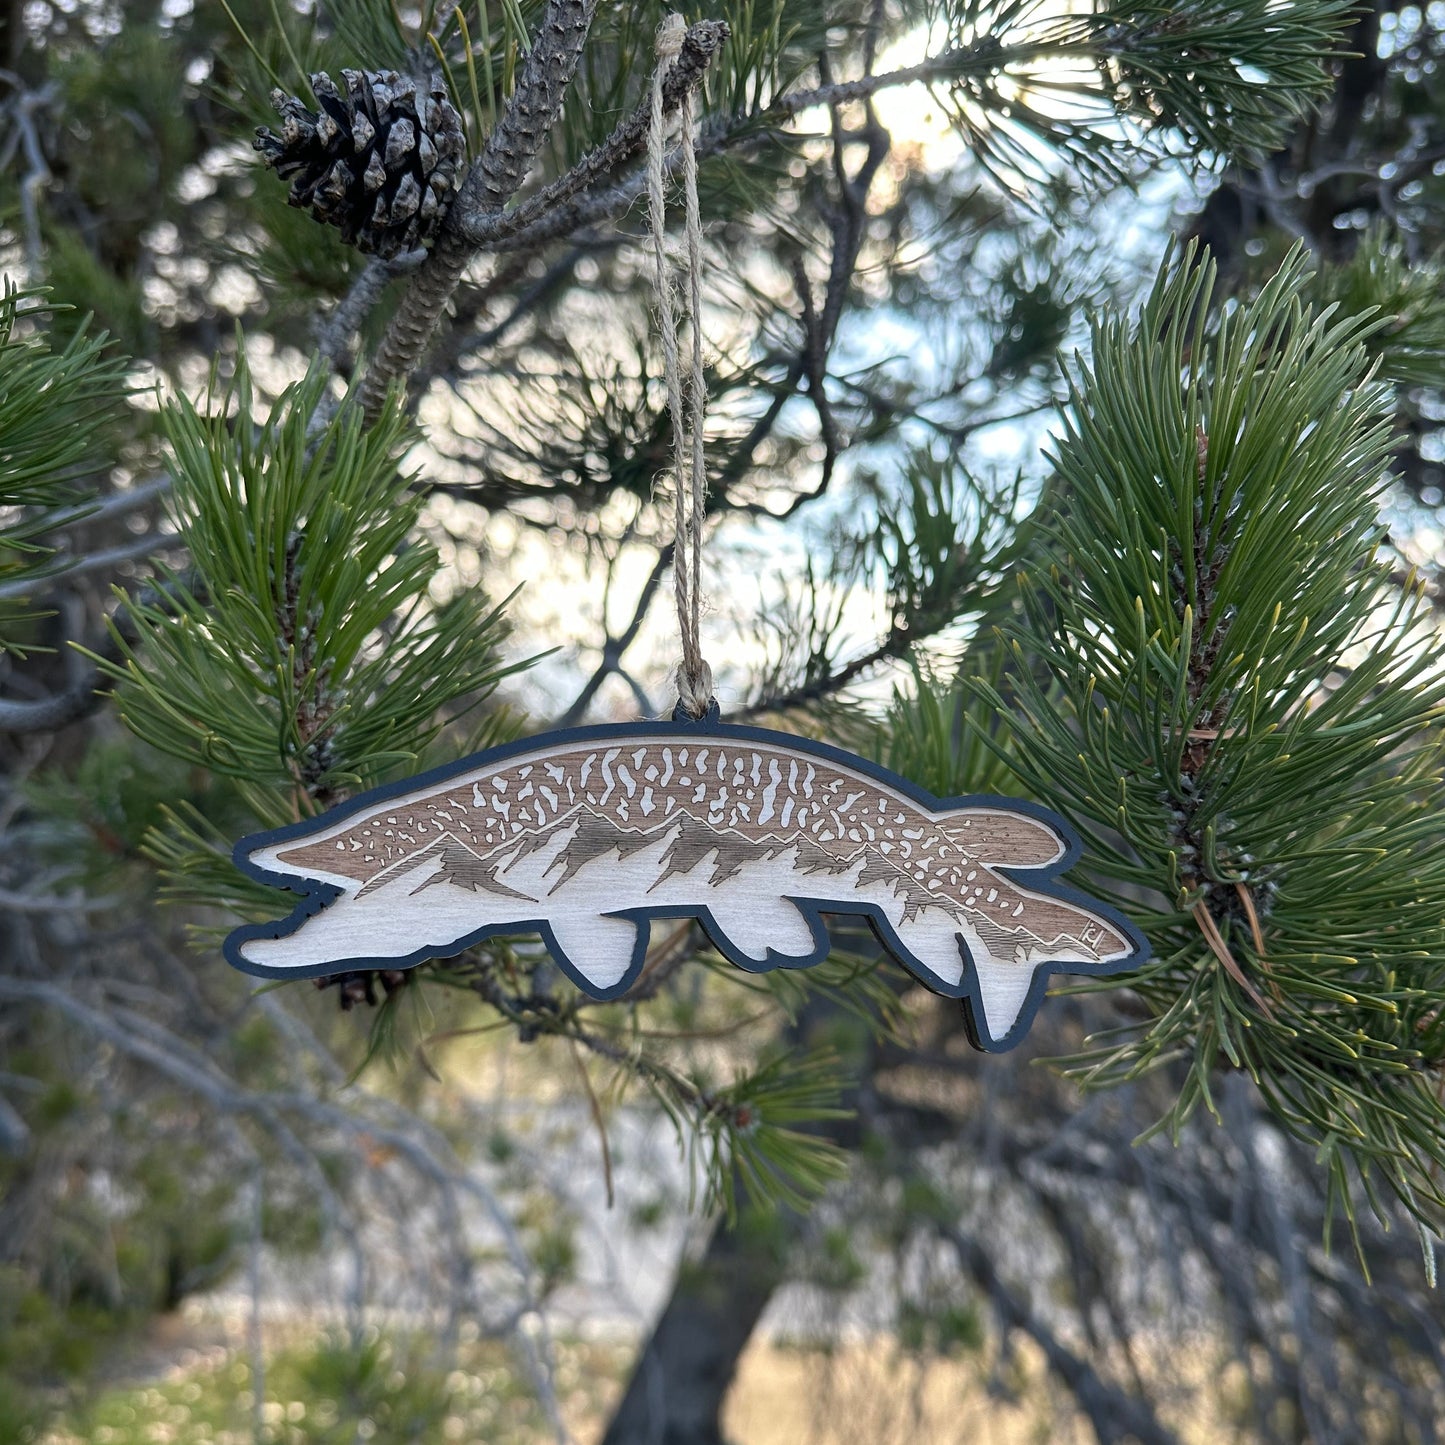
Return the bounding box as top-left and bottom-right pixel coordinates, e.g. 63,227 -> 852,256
272,739 -> 1119,958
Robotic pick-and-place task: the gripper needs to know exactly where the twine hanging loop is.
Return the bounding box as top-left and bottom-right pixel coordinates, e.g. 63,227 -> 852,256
649,13 -> 714,720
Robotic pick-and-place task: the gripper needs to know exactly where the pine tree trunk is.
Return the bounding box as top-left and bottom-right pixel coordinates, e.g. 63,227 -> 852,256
599,1214 -> 789,1445
602,990 -> 869,1443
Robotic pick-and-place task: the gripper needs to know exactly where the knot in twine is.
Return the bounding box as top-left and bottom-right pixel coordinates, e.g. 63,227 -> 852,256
649,13 -> 714,720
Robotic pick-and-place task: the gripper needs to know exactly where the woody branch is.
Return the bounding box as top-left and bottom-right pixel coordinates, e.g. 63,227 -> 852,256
355,11 -> 735,422
353,0 -> 601,424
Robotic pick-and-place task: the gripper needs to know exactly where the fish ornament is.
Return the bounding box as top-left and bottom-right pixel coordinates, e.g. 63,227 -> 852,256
225,717 -> 1146,1051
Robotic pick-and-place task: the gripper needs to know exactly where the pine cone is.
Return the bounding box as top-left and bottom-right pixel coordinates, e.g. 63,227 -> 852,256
254,70 -> 466,258
316,969 -> 410,1010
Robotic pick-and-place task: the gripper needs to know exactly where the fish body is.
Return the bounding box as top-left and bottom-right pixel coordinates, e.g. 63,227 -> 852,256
227,722 -> 1146,1049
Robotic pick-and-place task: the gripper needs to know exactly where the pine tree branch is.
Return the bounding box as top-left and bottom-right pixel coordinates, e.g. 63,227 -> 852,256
456,19 -> 730,249
938,1222 -> 1184,1445
0,681 -> 99,734
554,544 -> 673,728
737,641 -> 896,722
354,0 -> 599,424
461,1 -> 599,220
34,475 -> 171,535
771,44 -> 1000,123
409,249 -> 575,396
0,884 -> 121,912
0,573 -> 184,734
313,252 -> 422,376
0,71 -> 57,279
482,41 -> 1004,257
0,528 -> 176,602
0,967 -> 565,1425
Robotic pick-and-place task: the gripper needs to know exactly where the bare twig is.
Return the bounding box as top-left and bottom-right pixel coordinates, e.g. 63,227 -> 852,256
489,42 -> 996,257
457,20 -> 730,250
735,640 -> 896,721
0,885 -> 122,912
410,250 -> 573,396
313,252 -> 422,376
0,527 -> 177,603
0,71 -> 57,278
770,45 -> 996,122
0,969 -> 566,1426
555,544 -> 673,727
569,1037 -> 614,1209
0,680 -> 101,734
37,475 -> 172,535
939,1225 -> 1181,1444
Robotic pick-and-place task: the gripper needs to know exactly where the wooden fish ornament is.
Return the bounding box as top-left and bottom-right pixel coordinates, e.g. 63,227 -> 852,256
225,720 -> 1147,1051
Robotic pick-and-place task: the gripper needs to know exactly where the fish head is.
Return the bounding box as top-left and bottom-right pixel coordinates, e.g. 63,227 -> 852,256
229,815 -> 414,977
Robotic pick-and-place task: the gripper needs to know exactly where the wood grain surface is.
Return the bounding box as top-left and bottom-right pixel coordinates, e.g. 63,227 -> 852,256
226,722 -> 1146,1050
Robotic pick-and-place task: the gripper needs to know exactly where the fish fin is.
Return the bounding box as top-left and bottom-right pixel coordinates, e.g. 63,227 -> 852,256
938,808 -> 1065,867
705,896 -> 823,965
969,955 -> 1036,1045
235,930 -> 313,971
886,911 -> 968,991
547,913 -> 644,992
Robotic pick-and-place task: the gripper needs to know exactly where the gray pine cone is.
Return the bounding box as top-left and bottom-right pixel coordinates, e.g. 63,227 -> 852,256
254,70 -> 466,258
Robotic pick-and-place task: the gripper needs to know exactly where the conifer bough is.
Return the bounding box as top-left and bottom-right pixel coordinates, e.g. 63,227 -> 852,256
978,245 -> 1445,1244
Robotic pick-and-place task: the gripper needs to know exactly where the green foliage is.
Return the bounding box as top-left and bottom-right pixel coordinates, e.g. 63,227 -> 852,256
878,658 -> 1017,803
516,1191 -> 581,1292
95,357 -> 520,918
922,0 -> 1352,191
0,1120 -> 242,1391
327,0 -> 417,72
705,1047 -> 852,1215
0,283 -> 131,651
429,0 -> 539,157
1094,0 -> 1355,154
103,360 -> 513,800
231,182 -> 367,315
710,0 -> 830,118
551,0 -> 837,170
275,1331 -> 457,1441
814,1224 -> 867,1291
867,457 -> 1027,644
8,1 -> 1445,1422
0,1379 -> 44,1445
973,244 -> 1445,1240
38,227 -> 153,357
746,459 -> 1026,717
43,1328 -> 625,1444
48,28 -> 201,271
141,801 -> 316,932
896,1296 -> 985,1356
1307,226 -> 1445,390
750,945 -> 905,1034
23,737 -> 220,890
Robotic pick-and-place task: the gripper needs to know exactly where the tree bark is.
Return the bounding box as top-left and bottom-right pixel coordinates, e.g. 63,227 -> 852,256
599,1212 -> 790,1445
